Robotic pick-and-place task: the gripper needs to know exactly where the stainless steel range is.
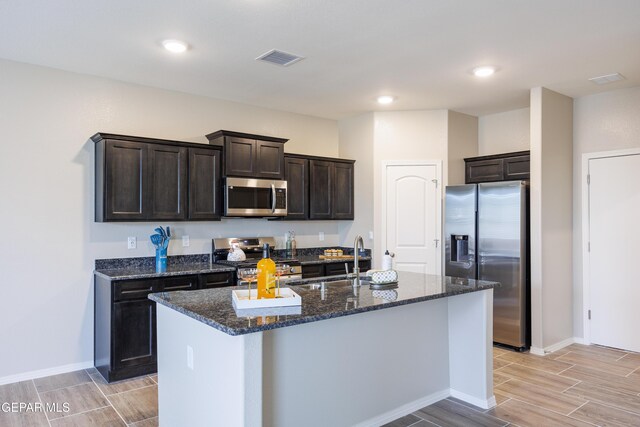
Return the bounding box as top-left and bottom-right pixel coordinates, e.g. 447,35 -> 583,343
212,237 -> 302,285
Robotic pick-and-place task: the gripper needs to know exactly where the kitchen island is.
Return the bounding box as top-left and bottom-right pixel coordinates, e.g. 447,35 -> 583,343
149,272 -> 496,427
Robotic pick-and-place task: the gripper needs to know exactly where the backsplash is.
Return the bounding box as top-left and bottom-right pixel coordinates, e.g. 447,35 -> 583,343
95,254 -> 210,270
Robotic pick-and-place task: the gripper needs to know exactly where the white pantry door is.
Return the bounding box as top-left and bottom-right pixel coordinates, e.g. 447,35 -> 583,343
589,154 -> 640,352
384,164 -> 440,274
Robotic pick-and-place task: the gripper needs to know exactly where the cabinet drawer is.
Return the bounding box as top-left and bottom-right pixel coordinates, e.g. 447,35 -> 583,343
114,280 -> 156,302
158,275 -> 198,292
301,264 -> 324,279
324,262 -> 350,276
200,272 -> 235,289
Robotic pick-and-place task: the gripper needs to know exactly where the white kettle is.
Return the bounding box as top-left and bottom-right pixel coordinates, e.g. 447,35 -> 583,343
227,243 -> 246,261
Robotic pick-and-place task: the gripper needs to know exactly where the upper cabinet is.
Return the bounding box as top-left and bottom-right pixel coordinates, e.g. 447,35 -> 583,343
308,158 -> 355,220
206,130 -> 287,180
188,147 -> 223,220
465,151 -> 530,184
284,155 -> 309,220
93,133 -> 222,222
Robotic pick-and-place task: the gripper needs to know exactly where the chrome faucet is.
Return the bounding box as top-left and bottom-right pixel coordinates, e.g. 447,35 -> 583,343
352,235 -> 365,287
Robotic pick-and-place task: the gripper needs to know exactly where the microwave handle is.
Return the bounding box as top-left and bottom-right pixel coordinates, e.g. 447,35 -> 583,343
271,184 -> 276,213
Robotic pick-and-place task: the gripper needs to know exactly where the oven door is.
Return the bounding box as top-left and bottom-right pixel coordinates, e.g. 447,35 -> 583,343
225,177 -> 287,217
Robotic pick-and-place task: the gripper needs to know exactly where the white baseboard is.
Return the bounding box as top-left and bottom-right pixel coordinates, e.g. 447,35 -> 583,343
531,337 -> 584,357
353,389 -> 450,427
0,361 -> 94,386
573,336 -> 587,345
450,389 -> 496,410
529,346 -> 545,356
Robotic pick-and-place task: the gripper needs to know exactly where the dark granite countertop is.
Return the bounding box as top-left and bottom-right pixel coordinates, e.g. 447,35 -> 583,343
295,255 -> 372,265
149,272 -> 496,336
95,263 -> 236,281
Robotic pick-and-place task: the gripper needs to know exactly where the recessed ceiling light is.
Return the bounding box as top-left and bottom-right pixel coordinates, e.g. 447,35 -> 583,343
472,66 -> 496,77
162,39 -> 188,54
377,95 -> 395,105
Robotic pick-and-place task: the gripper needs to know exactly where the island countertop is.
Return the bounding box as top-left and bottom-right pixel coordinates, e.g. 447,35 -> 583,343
148,272 -> 496,336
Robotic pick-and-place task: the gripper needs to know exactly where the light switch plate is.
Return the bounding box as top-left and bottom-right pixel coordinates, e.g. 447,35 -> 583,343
369,231 -> 374,240
182,235 -> 190,247
127,237 -> 136,249
319,232 -> 325,241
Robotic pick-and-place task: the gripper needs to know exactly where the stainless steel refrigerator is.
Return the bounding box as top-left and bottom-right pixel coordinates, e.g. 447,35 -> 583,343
445,181 -> 529,350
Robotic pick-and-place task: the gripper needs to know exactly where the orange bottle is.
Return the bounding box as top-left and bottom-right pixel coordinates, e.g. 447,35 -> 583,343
257,243 -> 276,299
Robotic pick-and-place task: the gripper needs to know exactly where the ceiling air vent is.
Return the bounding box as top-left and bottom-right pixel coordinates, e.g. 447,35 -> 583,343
589,73 -> 625,85
256,49 -> 304,67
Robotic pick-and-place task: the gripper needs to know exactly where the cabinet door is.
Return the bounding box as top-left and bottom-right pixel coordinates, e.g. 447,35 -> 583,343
301,264 -> 324,278
189,148 -> 222,220
284,157 -> 308,219
256,141 -> 284,179
503,155 -> 530,181
113,300 -> 156,369
148,144 -> 188,220
104,140 -> 147,220
200,272 -> 236,289
465,159 -> 504,183
225,137 -> 256,177
333,162 -> 354,220
309,160 -> 333,219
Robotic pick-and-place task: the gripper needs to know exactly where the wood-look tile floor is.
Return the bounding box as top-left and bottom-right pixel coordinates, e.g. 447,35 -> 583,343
385,344 -> 640,427
0,368 -> 158,426
2,344 -> 640,426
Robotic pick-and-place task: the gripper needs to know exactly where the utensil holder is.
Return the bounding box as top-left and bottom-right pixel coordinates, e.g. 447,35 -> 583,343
156,248 -> 167,272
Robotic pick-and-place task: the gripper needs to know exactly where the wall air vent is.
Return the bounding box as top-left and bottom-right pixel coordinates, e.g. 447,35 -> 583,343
256,49 -> 304,67
589,73 -> 625,85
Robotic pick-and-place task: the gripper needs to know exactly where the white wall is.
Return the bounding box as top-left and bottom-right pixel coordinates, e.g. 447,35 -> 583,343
478,108 -> 530,155
448,111 -> 478,185
572,86 -> 640,339
338,113 -> 374,249
0,58 -> 341,381
530,87 -> 573,352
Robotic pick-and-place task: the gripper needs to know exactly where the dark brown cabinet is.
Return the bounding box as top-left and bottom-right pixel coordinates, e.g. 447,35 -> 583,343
188,148 -> 222,220
206,130 -> 287,180
284,156 -> 309,220
148,144 -> 188,220
465,151 -> 530,184
100,140 -> 147,221
93,133 -> 222,222
309,159 -> 355,220
333,162 -> 355,219
113,300 -> 156,371
95,271 -> 234,382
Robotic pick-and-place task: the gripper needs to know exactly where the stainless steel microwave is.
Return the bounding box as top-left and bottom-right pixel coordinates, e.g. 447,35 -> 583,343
224,177 -> 287,217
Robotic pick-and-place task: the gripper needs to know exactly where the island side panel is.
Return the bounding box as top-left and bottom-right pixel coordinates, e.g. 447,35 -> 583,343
156,304 -> 262,427
263,298 -> 451,427
447,288 -> 495,408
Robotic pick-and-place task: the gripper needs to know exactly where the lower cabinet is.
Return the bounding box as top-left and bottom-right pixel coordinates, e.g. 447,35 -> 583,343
95,271 -> 234,382
301,260 -> 371,279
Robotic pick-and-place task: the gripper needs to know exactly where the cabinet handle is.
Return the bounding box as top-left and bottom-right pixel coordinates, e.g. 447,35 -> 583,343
271,184 -> 276,213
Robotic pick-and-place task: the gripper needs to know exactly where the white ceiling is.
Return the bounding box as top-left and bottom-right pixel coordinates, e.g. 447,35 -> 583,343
1,0 -> 639,119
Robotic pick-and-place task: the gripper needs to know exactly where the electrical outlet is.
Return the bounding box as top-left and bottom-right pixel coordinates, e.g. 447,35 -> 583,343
369,231 -> 374,240
319,232 -> 325,241
187,345 -> 194,370
182,235 -> 190,247
127,237 -> 136,249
